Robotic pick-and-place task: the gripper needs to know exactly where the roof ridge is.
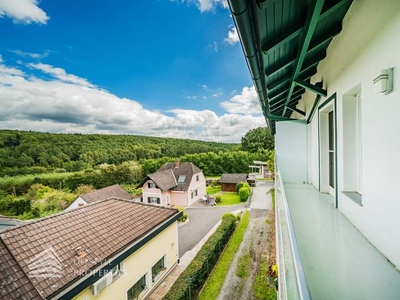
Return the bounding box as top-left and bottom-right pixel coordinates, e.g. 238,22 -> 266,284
106,197 -> 180,212
0,198 -> 127,234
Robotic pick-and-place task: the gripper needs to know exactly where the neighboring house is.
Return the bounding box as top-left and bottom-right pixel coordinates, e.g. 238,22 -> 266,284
66,184 -> 133,211
0,214 -> 22,231
0,198 -> 181,300
230,0 -> 400,298
220,174 -> 248,192
138,161 -> 206,207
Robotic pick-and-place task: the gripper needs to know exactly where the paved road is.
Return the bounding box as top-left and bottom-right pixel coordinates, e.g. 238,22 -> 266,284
250,181 -> 273,210
178,203 -> 245,257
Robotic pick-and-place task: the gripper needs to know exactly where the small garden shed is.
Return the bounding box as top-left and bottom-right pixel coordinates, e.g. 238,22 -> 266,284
220,174 -> 248,192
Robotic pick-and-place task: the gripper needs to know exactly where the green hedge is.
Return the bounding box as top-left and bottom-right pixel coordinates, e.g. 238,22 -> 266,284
163,213 -> 237,300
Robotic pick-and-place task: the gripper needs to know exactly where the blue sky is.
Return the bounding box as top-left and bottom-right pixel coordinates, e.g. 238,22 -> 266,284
0,0 -> 265,142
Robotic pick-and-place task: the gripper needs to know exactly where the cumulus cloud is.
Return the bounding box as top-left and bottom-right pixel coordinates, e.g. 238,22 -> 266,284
224,26 -> 239,45
0,0 -> 49,24
0,60 -> 265,142
220,86 -> 261,114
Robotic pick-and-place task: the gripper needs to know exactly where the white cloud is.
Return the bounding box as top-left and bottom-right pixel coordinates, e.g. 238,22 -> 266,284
173,0 -> 228,13
0,0 -> 49,24
10,49 -> 51,59
220,86 -> 261,114
224,26 -> 239,45
201,84 -> 222,98
28,63 -> 94,87
0,60 -> 265,142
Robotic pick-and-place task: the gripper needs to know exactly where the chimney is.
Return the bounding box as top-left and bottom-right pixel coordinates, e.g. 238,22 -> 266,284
76,247 -> 86,259
175,159 -> 180,169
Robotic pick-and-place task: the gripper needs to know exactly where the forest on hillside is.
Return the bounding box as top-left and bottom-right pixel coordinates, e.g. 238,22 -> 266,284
0,128 -> 274,220
0,130 -> 237,176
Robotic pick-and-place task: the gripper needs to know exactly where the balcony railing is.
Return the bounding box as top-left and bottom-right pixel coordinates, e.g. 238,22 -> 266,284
275,159 -> 311,300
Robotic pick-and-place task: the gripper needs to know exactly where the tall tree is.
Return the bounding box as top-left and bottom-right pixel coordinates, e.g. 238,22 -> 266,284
241,127 -> 274,153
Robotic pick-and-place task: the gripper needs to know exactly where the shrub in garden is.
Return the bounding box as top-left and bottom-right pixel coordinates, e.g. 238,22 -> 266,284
239,186 -> 250,202
236,181 -> 250,194
215,194 -> 221,204
175,206 -> 188,222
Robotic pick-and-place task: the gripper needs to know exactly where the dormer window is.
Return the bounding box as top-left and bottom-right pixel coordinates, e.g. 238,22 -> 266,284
177,175 -> 186,183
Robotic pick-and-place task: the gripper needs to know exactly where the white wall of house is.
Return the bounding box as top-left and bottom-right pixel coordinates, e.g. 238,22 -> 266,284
287,0 -> 400,268
187,171 -> 207,207
65,197 -> 87,211
275,121 -> 308,184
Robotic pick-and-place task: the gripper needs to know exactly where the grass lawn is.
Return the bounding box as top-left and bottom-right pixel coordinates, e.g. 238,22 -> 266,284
206,185 -> 221,195
206,176 -> 221,180
219,193 -> 242,206
198,211 -> 250,300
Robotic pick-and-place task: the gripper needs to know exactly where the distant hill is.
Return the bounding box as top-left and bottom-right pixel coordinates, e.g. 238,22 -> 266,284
0,130 -> 238,176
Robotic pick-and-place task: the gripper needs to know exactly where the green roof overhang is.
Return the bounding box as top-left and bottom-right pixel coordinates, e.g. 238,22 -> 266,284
228,0 -> 353,134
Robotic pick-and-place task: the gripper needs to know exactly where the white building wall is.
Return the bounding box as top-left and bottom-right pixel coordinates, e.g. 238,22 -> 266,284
65,197 -> 87,211
290,0 -> 400,268
275,121 -> 308,183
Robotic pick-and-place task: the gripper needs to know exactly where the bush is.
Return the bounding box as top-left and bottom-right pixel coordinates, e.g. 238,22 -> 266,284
175,206 -> 188,222
163,214 -> 237,300
236,181 -> 250,194
215,194 -> 221,204
0,197 -> 32,216
239,186 -> 250,202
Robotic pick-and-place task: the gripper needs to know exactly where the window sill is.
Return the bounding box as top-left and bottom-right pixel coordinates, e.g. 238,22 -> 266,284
152,268 -> 167,283
112,270 -> 125,283
342,191 -> 363,207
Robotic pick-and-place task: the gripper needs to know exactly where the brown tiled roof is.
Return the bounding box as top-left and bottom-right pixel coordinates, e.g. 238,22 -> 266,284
79,184 -> 133,203
220,173 -> 248,184
148,169 -> 176,191
0,240 -> 42,300
158,162 -> 202,192
137,162 -> 203,192
0,198 -> 179,299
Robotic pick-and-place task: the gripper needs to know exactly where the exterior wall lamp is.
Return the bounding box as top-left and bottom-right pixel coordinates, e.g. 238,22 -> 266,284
373,68 -> 393,95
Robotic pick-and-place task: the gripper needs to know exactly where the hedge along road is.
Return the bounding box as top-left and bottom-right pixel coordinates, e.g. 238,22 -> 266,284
178,203 -> 245,257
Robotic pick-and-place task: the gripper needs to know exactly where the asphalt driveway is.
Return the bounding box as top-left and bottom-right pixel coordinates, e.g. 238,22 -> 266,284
178,203 -> 245,257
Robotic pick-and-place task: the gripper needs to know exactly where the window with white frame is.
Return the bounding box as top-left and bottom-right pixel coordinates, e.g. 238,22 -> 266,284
196,174 -> 199,181
152,255 -> 166,281
148,197 -> 160,204
127,273 -> 147,300
148,182 -> 156,188
110,262 -> 124,281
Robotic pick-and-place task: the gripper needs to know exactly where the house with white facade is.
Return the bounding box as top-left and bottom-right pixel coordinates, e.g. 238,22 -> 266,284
137,161 -> 206,207
229,0 -> 400,298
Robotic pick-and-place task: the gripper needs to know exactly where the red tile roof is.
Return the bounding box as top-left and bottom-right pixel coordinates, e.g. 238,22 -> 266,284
0,198 -> 179,299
